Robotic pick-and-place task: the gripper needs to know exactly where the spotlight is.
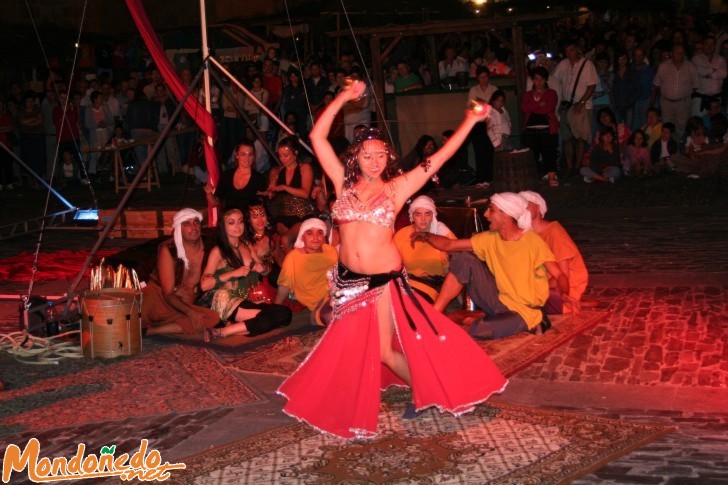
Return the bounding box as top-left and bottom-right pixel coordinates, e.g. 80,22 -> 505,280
74,209 -> 99,226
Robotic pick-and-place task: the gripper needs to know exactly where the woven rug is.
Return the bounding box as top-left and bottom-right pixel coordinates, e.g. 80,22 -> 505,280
0,344 -> 261,436
229,311 -> 609,377
172,392 -> 672,484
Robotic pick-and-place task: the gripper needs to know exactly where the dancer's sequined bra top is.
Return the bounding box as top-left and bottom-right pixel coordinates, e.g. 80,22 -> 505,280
331,188 -> 396,229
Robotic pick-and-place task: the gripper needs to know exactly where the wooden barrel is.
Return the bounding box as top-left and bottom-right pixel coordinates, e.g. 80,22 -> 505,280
80,289 -> 142,359
492,149 -> 538,192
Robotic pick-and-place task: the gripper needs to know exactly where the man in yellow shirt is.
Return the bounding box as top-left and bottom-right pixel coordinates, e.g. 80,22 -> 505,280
520,191 -> 588,314
393,196 -> 456,303
276,218 -> 338,324
412,192 -> 571,340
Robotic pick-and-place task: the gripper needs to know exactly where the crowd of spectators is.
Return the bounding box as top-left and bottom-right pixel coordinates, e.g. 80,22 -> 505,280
1,9 -> 727,194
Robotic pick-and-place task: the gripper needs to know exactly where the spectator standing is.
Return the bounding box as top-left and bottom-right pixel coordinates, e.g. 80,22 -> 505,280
691,35 -> 727,116
551,43 -> 598,176
304,61 -> 330,115
468,66 -> 497,186
612,52 -> 640,127
630,48 -> 656,130
521,66 -> 560,186
17,92 -> 47,185
652,44 -> 700,141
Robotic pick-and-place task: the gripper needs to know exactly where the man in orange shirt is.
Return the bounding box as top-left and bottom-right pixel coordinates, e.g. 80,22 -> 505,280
520,191 -> 588,314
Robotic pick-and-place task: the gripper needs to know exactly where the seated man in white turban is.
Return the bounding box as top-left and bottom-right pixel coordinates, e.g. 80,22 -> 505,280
393,195 -> 456,303
141,208 -> 222,336
275,218 -> 338,325
412,192 -> 570,340
519,191 -> 588,314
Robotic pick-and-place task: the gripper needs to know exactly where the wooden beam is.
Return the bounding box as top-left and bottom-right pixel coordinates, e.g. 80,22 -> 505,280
487,28 -> 513,51
326,13 -> 568,38
380,35 -> 403,64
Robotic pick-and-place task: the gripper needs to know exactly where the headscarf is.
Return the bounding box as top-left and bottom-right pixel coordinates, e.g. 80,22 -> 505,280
294,218 -> 328,249
491,192 -> 532,231
171,208 -> 203,269
408,195 -> 452,236
519,190 -> 548,217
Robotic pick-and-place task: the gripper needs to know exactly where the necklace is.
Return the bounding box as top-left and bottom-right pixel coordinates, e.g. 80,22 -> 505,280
253,232 -> 265,242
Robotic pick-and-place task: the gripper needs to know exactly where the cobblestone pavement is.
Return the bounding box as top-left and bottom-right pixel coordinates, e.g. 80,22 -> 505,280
518,286 -> 728,388
1,172 -> 727,483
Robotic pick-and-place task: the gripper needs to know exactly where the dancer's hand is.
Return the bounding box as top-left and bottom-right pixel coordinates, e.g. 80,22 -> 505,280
466,100 -> 491,122
342,79 -> 366,101
410,231 -> 430,247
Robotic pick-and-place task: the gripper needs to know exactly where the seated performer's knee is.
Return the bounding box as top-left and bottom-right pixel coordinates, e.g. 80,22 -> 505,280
448,252 -> 482,283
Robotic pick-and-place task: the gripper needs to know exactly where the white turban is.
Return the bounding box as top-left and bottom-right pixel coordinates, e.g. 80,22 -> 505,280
408,195 -> 452,236
519,190 -> 548,217
171,208 -> 203,269
491,192 -> 532,231
294,218 -> 329,249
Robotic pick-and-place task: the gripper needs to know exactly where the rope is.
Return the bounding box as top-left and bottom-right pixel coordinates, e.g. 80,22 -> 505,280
282,0 -> 315,128
339,0 -> 395,146
0,330 -> 83,365
22,0 -> 91,307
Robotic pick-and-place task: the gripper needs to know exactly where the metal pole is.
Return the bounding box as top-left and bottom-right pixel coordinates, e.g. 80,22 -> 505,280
208,56 -> 314,156
199,0 -> 214,153
64,65 -> 208,304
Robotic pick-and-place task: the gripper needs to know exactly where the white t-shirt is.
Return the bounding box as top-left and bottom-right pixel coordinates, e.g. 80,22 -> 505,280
551,57 -> 598,109
488,108 -> 512,148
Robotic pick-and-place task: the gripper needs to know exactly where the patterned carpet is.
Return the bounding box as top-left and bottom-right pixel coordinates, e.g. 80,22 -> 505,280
172,391 -> 672,484
0,344 -> 261,436
228,311 -> 609,377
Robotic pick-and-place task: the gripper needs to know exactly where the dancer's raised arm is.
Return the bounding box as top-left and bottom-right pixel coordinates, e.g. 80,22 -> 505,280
309,81 -> 367,194
393,103 -> 491,205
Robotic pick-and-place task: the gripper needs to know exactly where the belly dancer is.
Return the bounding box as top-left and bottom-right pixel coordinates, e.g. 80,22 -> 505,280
278,80 -> 507,439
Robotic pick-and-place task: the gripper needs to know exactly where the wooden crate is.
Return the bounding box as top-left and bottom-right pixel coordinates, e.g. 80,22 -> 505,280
98,210 -> 123,238
125,210 -> 160,239
161,211 -> 177,236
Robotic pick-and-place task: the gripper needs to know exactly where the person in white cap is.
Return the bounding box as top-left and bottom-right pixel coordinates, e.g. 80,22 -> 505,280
275,218 -> 338,324
414,192 -> 570,340
519,190 -> 587,314
141,208 -> 222,336
393,196 -> 456,302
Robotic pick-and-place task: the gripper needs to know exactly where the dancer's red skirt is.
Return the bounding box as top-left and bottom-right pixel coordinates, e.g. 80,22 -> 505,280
278,281 -> 508,439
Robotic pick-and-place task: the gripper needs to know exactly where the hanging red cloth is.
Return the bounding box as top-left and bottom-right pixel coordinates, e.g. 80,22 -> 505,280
125,0 -> 220,222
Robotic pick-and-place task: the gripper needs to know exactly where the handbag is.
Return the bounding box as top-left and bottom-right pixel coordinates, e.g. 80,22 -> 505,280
558,58 -> 588,115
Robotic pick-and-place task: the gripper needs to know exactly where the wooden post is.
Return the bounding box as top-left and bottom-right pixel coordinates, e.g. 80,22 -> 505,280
426,35 -> 438,86
369,33 -> 384,129
512,25 -> 526,132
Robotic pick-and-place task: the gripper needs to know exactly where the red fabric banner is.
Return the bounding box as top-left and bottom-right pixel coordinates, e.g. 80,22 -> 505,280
124,0 -> 220,198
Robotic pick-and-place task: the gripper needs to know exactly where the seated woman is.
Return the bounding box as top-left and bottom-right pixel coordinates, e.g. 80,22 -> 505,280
393,196 -> 456,303
261,136 -> 315,251
242,204 -> 286,305
199,208 -> 292,341
581,127 -> 622,183
275,218 -> 338,325
207,138 -> 268,212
